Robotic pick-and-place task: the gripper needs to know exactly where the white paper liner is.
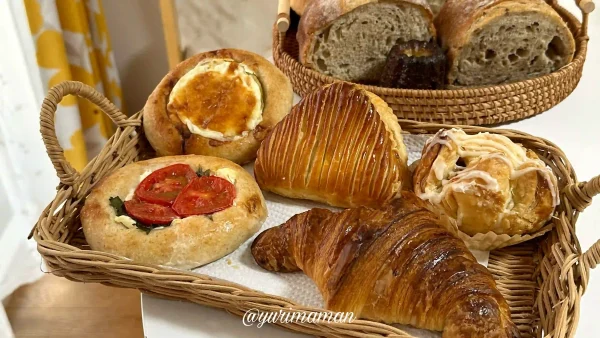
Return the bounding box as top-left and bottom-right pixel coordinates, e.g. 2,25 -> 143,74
458,224 -> 554,251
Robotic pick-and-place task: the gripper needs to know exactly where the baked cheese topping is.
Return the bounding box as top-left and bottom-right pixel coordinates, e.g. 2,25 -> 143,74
167,58 -> 264,141
114,215 -> 136,229
214,168 -> 237,184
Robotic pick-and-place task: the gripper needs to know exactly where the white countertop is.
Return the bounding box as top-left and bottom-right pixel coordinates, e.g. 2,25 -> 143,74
142,4 -> 600,337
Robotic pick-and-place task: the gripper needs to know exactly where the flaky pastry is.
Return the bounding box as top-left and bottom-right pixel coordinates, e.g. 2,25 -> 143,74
413,128 -> 559,237
254,82 -> 410,208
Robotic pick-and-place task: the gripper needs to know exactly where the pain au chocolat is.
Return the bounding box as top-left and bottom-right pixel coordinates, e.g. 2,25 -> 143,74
254,82 -> 410,208
143,49 -> 293,165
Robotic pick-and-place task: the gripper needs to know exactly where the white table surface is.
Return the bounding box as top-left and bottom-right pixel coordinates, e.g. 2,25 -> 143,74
142,5 -> 600,337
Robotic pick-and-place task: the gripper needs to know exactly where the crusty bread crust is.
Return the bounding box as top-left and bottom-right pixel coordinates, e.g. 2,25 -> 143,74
81,155 -> 267,269
297,0 -> 435,67
143,49 -> 293,164
291,0 -> 313,15
436,0 -> 575,86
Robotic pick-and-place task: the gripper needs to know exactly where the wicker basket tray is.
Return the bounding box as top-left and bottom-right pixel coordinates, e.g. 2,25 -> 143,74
33,81 -> 600,337
272,0 -> 594,125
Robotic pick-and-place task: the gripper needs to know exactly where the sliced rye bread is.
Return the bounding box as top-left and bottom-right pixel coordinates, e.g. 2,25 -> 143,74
436,0 -> 575,87
297,0 -> 436,83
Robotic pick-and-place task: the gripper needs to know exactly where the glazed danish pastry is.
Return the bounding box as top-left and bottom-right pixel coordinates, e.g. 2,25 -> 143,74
413,128 -> 559,237
254,82 -> 410,208
143,49 -> 293,164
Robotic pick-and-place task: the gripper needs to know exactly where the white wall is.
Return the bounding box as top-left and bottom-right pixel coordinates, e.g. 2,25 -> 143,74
103,0 -> 170,113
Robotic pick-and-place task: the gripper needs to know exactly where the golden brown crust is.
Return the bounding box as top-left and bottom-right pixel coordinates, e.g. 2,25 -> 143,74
412,129 -> 557,236
435,0 -> 575,85
297,0 -> 435,66
143,49 -> 293,164
254,82 -> 409,208
80,155 -> 267,269
251,191 -> 520,337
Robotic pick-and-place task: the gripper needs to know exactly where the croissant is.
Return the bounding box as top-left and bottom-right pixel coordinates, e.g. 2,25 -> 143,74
413,128 -> 559,236
251,192 -> 519,337
254,82 -> 409,208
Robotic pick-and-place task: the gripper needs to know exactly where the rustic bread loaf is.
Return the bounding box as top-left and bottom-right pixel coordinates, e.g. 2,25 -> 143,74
426,0 -> 445,16
436,0 -> 575,87
291,0 -> 312,15
297,0 -> 436,83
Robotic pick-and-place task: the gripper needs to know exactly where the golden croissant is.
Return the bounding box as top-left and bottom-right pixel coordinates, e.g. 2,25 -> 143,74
254,82 -> 409,208
251,192 -> 519,337
413,128 -> 559,236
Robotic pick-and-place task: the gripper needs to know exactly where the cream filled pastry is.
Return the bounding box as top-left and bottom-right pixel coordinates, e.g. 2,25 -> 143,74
144,49 -> 293,165
413,128 -> 559,236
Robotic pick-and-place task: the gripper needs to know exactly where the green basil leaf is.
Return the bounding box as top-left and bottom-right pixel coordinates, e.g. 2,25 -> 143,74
134,222 -> 153,235
196,168 -> 211,177
109,196 -> 126,216
109,196 -> 156,235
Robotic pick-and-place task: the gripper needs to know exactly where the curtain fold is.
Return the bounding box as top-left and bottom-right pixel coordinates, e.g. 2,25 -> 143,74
23,0 -> 124,169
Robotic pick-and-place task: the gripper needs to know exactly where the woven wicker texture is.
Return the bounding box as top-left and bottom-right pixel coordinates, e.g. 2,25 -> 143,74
33,81 -> 600,338
272,1 -> 592,126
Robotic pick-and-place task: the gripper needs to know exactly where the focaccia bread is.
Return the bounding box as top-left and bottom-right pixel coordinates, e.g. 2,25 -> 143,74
413,129 -> 559,238
81,155 -> 267,269
297,0 -> 436,83
436,0 -> 575,86
143,49 -> 293,165
254,82 -> 409,208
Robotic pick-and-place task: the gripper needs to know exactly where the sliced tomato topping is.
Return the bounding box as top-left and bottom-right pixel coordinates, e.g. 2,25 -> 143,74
172,176 -> 236,216
135,164 -> 196,206
124,199 -> 179,225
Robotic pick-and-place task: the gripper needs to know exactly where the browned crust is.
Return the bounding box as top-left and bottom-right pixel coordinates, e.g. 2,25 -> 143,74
291,0 -> 313,15
251,191 -> 519,336
435,0 -> 576,85
297,0 -> 435,66
143,49 -> 293,164
254,82 -> 409,208
80,155 -> 267,269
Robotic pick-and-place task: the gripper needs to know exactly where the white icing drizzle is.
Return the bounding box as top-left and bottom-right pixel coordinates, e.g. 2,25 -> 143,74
420,167 -> 500,205
420,129 -> 560,210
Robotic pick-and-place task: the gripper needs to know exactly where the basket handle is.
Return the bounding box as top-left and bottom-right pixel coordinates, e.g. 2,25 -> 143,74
576,0 -> 595,14
276,0 -> 290,32
572,0 -> 595,38
40,81 -> 137,185
563,175 -> 600,212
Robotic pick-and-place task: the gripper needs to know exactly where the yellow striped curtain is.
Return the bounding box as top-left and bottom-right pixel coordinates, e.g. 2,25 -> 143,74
23,0 -> 124,170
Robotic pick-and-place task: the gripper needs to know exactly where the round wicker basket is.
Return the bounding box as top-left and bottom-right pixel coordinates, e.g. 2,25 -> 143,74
33,81 -> 600,337
272,0 -> 594,125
